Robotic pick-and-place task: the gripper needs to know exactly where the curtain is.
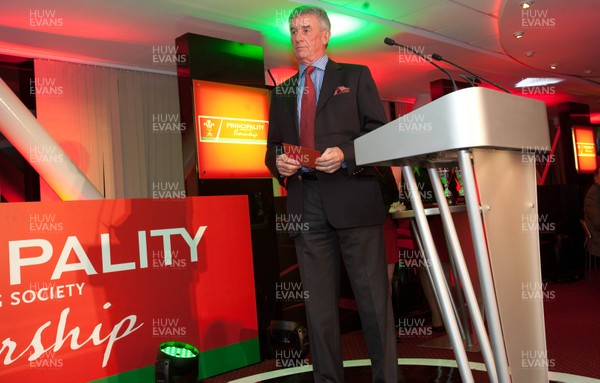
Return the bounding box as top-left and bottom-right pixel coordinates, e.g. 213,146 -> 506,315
394,101 -> 414,118
382,100 -> 415,121
34,59 -> 184,200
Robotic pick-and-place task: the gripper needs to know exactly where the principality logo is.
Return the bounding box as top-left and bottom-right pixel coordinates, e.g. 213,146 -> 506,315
203,120 -> 215,137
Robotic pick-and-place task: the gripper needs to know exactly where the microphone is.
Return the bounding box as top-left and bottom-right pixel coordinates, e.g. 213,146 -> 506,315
431,53 -> 510,93
459,74 -> 481,88
384,37 -> 457,92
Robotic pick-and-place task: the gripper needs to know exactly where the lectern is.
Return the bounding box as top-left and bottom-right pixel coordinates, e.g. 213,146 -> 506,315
355,87 -> 550,383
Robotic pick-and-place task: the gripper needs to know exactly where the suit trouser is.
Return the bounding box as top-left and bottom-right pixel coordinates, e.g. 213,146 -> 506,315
294,179 -> 398,383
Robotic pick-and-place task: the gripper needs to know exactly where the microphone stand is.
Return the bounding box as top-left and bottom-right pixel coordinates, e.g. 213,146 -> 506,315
432,53 -> 510,93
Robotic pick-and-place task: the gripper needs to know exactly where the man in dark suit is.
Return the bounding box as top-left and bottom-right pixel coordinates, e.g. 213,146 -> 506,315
265,5 -> 397,382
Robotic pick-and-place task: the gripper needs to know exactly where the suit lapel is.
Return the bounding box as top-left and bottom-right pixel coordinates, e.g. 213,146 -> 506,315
317,60 -> 342,113
280,73 -> 299,141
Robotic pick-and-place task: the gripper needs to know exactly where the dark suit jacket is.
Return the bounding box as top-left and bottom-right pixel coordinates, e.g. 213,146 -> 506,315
584,183 -> 600,256
265,60 -> 388,229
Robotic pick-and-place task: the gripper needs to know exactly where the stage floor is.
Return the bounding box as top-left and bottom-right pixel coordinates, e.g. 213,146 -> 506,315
202,270 -> 600,383
223,359 -> 597,383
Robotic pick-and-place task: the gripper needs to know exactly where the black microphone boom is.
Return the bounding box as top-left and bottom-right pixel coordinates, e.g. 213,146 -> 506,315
383,37 -> 397,46
459,74 -> 481,88
384,37 -> 458,92
432,53 -> 510,93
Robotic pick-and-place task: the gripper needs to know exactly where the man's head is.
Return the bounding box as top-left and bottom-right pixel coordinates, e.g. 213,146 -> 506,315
288,5 -> 331,65
594,168 -> 600,185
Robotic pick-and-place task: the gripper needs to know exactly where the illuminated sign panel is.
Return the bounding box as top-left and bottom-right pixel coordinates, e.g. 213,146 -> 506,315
572,126 -> 597,173
0,196 -> 259,382
193,80 -> 271,178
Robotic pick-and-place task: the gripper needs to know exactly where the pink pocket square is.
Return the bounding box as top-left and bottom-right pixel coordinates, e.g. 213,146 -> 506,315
334,86 -> 350,95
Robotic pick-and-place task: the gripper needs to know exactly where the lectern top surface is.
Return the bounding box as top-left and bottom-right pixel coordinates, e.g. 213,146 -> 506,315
355,87 -> 550,166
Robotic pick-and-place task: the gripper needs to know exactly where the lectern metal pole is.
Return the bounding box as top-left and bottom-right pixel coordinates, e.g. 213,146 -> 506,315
401,164 -> 474,383
413,218 -> 468,342
457,150 -> 510,383
409,217 -> 470,344
426,165 -> 498,383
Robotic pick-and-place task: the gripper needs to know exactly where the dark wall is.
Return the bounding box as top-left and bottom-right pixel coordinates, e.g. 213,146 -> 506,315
175,33 -> 266,196
537,184 -> 585,282
0,55 -> 40,202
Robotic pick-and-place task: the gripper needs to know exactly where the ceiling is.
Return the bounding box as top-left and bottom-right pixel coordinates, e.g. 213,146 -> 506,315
1,0 -> 599,119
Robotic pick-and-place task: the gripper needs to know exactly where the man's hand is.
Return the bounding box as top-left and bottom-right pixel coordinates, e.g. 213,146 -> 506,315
315,147 -> 345,174
276,154 -> 302,177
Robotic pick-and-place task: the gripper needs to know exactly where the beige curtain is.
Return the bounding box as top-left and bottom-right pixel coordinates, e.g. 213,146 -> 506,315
382,100 -> 415,121
34,59 -> 184,199
394,101 -> 414,118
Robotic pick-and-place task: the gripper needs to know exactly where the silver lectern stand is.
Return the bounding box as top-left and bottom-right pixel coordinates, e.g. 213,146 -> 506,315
355,87 -> 550,383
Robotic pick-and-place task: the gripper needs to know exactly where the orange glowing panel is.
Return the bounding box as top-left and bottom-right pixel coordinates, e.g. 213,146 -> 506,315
572,126 -> 597,174
193,80 -> 271,178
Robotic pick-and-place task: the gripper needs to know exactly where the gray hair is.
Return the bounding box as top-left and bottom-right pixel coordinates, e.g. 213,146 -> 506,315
288,5 -> 331,32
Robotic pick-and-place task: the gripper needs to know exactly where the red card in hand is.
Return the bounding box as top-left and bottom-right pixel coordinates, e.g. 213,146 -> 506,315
283,143 -> 321,169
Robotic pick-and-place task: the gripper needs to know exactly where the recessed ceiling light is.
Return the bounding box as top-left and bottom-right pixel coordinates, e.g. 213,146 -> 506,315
520,1 -> 534,9
513,31 -> 524,39
550,63 -> 558,70
515,78 -> 564,87
525,51 -> 535,57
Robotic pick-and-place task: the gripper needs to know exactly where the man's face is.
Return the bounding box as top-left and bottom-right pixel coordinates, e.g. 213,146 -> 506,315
289,13 -> 330,65
595,171 -> 600,185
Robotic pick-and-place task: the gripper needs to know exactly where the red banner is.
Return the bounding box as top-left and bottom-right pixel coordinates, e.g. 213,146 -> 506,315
0,196 -> 258,382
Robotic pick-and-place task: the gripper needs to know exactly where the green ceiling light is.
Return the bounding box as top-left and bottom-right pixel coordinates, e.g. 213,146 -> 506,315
329,13 -> 365,37
155,342 -> 199,383
221,41 -> 263,60
277,12 -> 366,39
